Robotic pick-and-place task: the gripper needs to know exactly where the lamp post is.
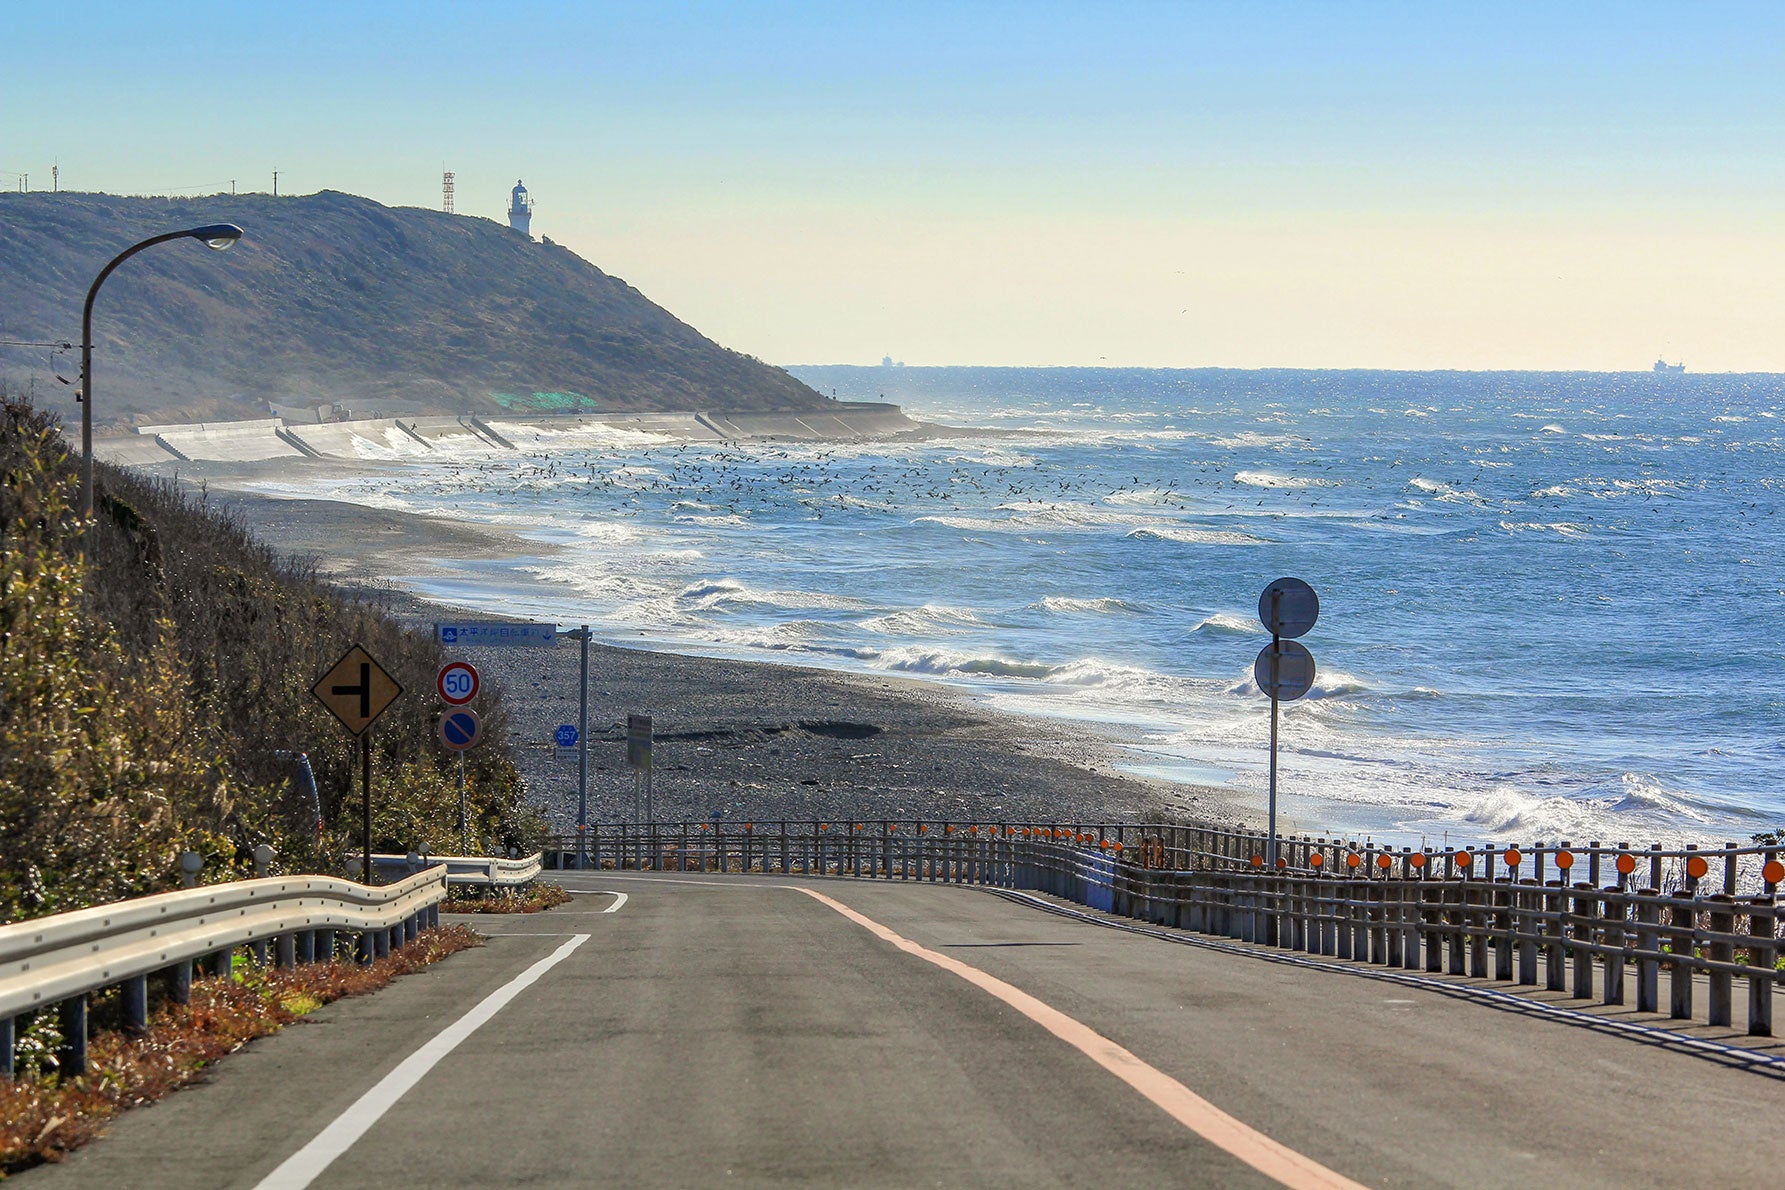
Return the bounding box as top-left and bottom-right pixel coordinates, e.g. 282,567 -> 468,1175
80,223 -> 243,520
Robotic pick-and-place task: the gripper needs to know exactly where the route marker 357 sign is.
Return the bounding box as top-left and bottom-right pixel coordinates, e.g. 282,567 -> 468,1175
312,645 -> 403,736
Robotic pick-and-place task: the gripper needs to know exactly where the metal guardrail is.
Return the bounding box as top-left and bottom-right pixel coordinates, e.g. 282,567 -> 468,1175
0,866 -> 448,1079
545,820 -> 1783,1038
369,852 -> 544,889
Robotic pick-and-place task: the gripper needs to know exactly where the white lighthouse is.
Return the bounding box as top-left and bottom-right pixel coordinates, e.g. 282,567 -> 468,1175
507,179 -> 533,238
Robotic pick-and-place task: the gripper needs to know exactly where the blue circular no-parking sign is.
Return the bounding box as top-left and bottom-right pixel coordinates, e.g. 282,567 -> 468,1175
554,724 -> 579,748
438,709 -> 483,751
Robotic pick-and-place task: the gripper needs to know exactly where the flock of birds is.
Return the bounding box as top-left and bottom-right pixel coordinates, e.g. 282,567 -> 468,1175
403,437 -> 1770,535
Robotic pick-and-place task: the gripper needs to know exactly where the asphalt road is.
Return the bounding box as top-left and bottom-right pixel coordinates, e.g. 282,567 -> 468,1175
27,873 -> 1784,1188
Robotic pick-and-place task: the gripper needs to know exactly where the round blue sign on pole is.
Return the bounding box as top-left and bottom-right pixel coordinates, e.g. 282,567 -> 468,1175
554,724 -> 579,748
438,708 -> 482,751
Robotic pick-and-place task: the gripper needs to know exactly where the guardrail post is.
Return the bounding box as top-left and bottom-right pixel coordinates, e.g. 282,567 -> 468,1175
276,932 -> 297,968
1544,882 -> 1566,992
1748,896 -> 1775,1037
357,931 -> 374,966
169,957 -> 192,1004
1602,888 -> 1625,1006
58,994 -> 87,1078
1493,882 -> 1513,982
317,929 -> 336,963
297,930 -> 315,964
213,945 -> 234,979
1669,892 -> 1694,1020
1421,880 -> 1443,973
1635,892 -> 1660,1013
1571,884 -> 1594,1000
1466,882 -> 1487,977
122,974 -> 149,1036
1706,895 -> 1735,1028
1447,882 -> 1466,976
1517,881 -> 1538,985
251,938 -> 269,967
1,1014 -> 13,1079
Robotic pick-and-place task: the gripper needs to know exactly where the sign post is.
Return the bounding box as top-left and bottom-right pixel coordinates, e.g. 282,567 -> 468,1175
437,707 -> 483,850
1255,578 -> 1319,876
313,645 -> 404,885
576,626 -> 590,869
437,662 -> 479,852
627,714 -> 653,823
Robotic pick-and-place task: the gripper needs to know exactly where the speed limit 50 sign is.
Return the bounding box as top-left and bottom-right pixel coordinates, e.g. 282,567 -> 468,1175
437,662 -> 480,706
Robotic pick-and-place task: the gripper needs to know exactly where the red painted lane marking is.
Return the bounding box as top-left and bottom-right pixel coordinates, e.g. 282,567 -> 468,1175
797,887 -> 1369,1190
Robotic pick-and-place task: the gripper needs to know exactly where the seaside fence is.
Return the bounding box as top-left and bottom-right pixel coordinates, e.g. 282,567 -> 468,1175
545,821 -> 1784,1038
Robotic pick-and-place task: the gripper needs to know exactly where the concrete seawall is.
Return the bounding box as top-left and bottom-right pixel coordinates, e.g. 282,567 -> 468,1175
92,403 -> 928,466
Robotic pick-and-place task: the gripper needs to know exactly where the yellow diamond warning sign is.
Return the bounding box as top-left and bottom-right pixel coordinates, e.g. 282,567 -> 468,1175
312,645 -> 403,736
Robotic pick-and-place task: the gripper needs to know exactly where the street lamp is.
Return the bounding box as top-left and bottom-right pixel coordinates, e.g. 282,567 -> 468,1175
79,223 -> 243,519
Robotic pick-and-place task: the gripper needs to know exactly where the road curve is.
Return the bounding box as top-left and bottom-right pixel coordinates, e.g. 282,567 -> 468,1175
28,872 -> 1782,1189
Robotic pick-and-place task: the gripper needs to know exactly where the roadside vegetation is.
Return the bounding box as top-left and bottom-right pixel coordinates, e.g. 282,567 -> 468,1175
0,389 -> 543,922
442,882 -> 573,913
0,925 -> 481,1175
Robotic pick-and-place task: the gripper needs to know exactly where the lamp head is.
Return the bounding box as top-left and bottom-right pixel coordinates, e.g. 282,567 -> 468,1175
188,223 -> 244,251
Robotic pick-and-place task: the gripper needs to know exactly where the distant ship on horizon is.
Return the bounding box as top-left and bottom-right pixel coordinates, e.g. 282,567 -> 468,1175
1653,358 -> 1685,373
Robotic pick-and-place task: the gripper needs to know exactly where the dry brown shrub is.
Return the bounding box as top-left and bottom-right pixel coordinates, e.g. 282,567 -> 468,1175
0,925 -> 481,1175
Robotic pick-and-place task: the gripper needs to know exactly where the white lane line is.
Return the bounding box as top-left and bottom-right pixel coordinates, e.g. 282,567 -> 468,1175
797,888 -> 1368,1190
255,933 -> 590,1190
561,890 -> 629,912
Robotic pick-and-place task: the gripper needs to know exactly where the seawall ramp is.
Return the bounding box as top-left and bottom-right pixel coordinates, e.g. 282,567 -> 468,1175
283,419 -> 434,460
133,418 -> 304,463
91,436 -> 184,466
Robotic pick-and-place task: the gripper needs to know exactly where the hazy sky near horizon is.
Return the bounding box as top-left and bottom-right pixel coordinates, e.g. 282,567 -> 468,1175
6,2 -> 1785,371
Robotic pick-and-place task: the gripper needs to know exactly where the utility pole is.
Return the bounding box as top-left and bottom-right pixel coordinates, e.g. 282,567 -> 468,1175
230,179 -> 236,196
272,170 -> 279,197
51,163 -> 57,192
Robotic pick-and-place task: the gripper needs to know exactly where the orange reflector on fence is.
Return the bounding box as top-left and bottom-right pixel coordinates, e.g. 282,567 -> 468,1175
888,824 -> 897,832
745,823 -> 753,832
1250,855 -> 1264,868
1113,842 -> 1123,851
1100,839 -> 1111,849
1615,853 -> 1636,876
855,824 -> 864,831
1346,853 -> 1362,869
1685,855 -> 1709,880
1275,858 -> 1288,870
1763,860 -> 1784,884
1409,853 -> 1427,869
1376,854 -> 1393,870
1504,848 -> 1522,867
1455,851 -> 1471,868
1308,852 -> 1324,867
699,823 -> 709,831
818,823 -> 828,831
1555,850 -> 1574,870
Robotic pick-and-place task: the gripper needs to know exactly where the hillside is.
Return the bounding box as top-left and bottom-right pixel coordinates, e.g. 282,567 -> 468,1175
0,190 -> 827,427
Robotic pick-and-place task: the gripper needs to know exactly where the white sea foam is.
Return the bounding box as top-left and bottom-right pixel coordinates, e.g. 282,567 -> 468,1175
1031,596 -> 1148,614
862,604 -> 985,635
1233,470 -> 1334,489
1191,612 -> 1261,636
1126,526 -> 1270,546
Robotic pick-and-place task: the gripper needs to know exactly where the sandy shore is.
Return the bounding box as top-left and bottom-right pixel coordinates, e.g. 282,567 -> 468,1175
200,478 -> 1248,832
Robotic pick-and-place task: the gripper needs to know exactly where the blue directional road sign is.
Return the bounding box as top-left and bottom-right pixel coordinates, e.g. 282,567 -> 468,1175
438,709 -> 483,751
555,724 -> 579,748
436,621 -> 557,648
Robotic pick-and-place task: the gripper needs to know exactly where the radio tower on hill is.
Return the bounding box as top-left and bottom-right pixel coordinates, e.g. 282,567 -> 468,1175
442,169 -> 455,214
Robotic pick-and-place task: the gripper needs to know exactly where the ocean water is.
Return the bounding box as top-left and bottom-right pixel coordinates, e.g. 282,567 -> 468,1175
248,368 -> 1785,846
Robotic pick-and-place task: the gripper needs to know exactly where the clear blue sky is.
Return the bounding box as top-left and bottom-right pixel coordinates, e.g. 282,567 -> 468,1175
7,2 -> 1783,369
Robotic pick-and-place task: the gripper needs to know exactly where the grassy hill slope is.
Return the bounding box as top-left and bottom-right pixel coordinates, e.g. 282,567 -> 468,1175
0,190 -> 825,426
